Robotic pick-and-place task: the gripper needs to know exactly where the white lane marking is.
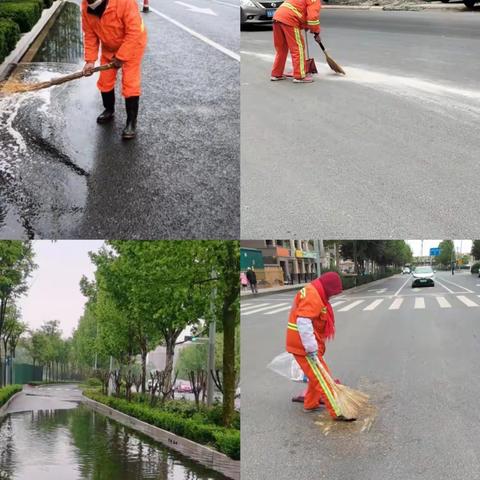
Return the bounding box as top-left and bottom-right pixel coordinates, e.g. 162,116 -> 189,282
394,276 -> 411,297
242,303 -> 289,315
241,303 -> 270,311
149,7 -> 240,61
389,298 -> 403,310
241,303 -> 252,307
175,1 -> 217,15
436,297 -> 451,308
368,288 -> 387,294
330,300 -> 346,308
264,305 -> 292,315
435,279 -> 455,294
363,299 -> 384,311
438,278 -> 474,294
414,297 -> 425,309
338,300 -> 364,312
213,0 -> 238,7
457,296 -> 479,307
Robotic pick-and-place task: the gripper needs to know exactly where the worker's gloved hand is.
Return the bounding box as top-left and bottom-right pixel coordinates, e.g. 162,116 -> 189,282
306,350 -> 318,360
111,57 -> 123,69
313,32 -> 321,43
83,62 -> 95,76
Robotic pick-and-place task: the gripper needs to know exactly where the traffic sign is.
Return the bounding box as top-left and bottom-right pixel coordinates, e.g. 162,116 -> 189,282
430,247 -> 441,256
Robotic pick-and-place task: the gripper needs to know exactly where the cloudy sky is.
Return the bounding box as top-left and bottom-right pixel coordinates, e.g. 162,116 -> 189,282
406,240 -> 472,257
17,240 -> 104,338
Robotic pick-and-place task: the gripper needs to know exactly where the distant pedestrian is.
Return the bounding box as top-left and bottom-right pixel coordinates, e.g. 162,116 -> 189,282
451,262 -> 455,275
82,0 -> 147,139
246,267 -> 258,294
270,0 -> 321,83
240,272 -> 248,291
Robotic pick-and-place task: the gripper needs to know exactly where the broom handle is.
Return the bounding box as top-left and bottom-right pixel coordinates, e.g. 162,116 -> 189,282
305,30 -> 310,58
42,62 -> 115,88
314,356 -> 336,386
315,37 -> 327,53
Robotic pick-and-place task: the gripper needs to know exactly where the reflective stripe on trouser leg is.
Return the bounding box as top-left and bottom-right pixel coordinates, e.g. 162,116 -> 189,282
293,27 -> 305,78
306,356 -> 341,416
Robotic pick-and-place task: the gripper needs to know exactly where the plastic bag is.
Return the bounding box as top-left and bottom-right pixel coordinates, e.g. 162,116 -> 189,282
267,352 -> 307,383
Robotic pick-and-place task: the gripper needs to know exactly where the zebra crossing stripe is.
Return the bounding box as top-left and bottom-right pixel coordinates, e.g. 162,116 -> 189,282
338,300 -> 364,312
241,303 -> 270,311
389,298 -> 403,310
436,297 -> 451,308
363,299 -> 384,311
241,303 -> 252,307
330,300 -> 346,308
264,305 -> 292,315
414,297 -> 425,309
242,303 -> 289,315
457,296 -> 479,307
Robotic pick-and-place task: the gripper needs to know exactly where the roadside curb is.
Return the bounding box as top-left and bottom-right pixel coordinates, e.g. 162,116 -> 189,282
322,3 -> 469,10
82,396 -> 240,480
0,389 -> 23,420
241,283 -> 307,298
0,0 -> 64,82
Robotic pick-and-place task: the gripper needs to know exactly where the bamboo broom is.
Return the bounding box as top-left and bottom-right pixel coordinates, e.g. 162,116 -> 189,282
1,62 -> 115,94
314,37 -> 346,76
315,357 -> 369,420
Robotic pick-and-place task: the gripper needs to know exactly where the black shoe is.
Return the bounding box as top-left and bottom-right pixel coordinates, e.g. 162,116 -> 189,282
122,96 -> 139,140
335,415 -> 356,422
97,89 -> 115,124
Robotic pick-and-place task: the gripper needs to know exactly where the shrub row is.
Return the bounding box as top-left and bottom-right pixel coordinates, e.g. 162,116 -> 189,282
0,17 -> 19,62
471,263 -> 480,274
84,390 -> 240,460
0,384 -> 22,408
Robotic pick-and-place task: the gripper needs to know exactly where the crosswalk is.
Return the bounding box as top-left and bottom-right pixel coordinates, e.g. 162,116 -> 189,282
241,294 -> 480,316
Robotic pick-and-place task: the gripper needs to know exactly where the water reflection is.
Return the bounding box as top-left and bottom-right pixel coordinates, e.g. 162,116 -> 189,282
33,1 -> 83,64
0,407 -> 226,480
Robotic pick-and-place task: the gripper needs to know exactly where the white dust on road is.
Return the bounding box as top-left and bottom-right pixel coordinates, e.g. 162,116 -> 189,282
241,50 -> 480,118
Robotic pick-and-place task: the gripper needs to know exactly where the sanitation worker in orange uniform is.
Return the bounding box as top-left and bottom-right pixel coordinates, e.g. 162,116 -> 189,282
82,0 -> 147,139
286,272 -> 354,420
271,0 -> 321,83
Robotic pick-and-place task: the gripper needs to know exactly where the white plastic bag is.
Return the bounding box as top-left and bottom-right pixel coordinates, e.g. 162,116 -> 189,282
267,352 -> 306,383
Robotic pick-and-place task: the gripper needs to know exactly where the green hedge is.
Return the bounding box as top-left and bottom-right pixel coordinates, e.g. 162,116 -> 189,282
84,390 -> 240,460
0,2 -> 41,33
0,385 -> 22,408
471,263 -> 480,274
0,17 -> 19,61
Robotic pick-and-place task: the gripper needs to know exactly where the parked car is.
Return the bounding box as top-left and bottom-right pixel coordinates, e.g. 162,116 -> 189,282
175,381 -> 193,393
441,0 -> 477,7
411,266 -> 435,288
402,267 -> 411,274
240,0 -> 283,28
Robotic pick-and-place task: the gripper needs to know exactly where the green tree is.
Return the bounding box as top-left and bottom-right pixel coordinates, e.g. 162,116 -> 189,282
0,241 -> 35,385
471,240 -> 480,261
437,240 -> 455,267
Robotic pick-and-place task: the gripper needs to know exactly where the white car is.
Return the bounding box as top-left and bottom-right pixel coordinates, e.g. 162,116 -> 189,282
402,267 -> 411,274
411,266 -> 435,288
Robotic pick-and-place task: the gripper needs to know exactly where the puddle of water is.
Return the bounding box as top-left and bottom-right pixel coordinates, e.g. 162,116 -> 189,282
0,406 -> 226,480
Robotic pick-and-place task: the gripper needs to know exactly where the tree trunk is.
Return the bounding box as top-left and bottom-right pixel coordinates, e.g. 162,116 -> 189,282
164,336 -> 176,398
141,349 -> 147,394
222,300 -> 236,427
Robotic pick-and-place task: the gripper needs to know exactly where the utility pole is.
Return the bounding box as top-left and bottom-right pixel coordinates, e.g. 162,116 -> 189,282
316,239 -> 323,277
206,269 -> 217,407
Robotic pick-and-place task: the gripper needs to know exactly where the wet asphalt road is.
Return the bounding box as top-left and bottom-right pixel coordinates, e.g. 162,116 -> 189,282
241,271 -> 480,480
241,10 -> 480,238
0,0 -> 239,239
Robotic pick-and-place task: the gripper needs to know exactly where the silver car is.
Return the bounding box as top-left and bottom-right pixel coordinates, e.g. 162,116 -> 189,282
240,0 -> 283,27
411,266 -> 435,288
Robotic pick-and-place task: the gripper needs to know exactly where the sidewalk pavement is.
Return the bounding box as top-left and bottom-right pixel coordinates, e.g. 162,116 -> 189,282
241,283 -> 307,298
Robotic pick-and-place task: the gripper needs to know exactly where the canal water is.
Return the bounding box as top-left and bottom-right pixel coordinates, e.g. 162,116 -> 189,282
0,405 -> 226,479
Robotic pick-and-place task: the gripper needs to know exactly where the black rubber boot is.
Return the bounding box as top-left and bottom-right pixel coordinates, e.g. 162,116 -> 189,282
122,96 -> 139,140
97,90 -> 115,124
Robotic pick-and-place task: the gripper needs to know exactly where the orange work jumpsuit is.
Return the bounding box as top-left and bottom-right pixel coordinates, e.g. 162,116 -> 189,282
271,0 -> 321,80
82,0 -> 147,97
286,284 -> 341,417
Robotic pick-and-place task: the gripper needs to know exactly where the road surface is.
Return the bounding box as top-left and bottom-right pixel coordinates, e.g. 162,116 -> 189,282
241,10 -> 480,238
0,0 -> 239,239
242,271 -> 480,479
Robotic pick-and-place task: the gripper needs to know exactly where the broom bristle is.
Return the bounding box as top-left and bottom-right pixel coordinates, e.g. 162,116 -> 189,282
326,54 -> 346,75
